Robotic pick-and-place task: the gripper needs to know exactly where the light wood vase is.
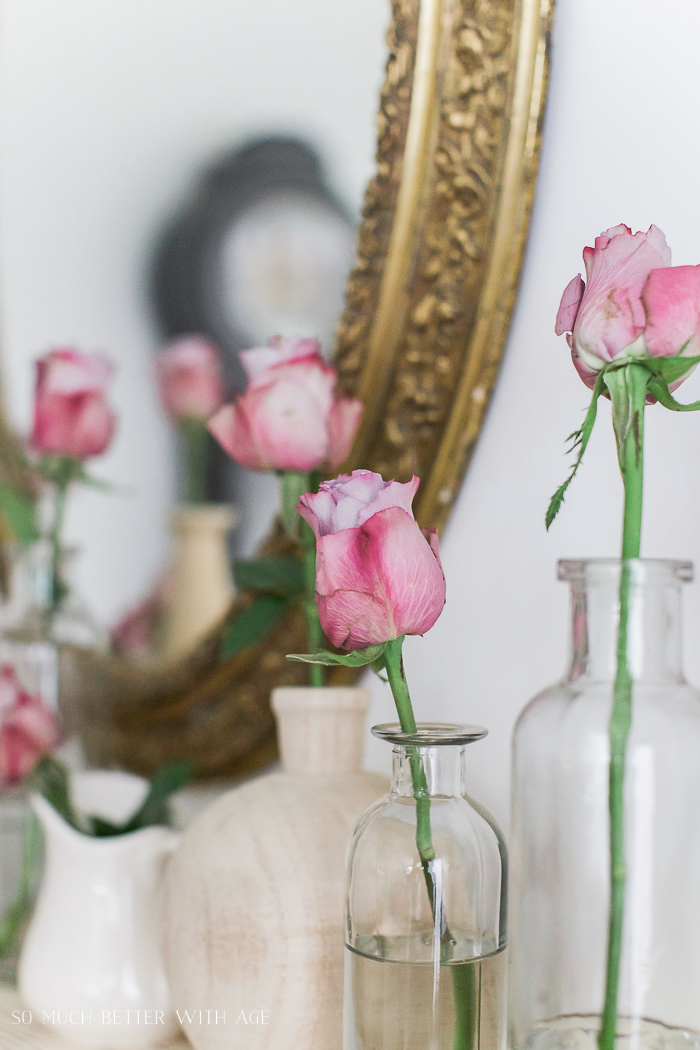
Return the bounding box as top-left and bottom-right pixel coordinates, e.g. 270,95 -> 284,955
164,503 -> 236,658
163,685 -> 387,1049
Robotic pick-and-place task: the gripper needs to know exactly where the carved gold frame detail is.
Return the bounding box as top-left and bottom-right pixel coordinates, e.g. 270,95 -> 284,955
54,0 -> 553,776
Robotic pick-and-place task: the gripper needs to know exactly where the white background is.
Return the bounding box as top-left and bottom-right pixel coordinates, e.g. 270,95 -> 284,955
3,0 -> 700,828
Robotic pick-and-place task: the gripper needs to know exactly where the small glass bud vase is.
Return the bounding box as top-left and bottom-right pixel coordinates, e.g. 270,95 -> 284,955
509,560 -> 700,1050
344,723 -> 507,1050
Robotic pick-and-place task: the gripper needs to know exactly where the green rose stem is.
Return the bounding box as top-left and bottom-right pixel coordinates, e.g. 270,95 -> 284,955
179,417 -> 208,505
301,518 -> 323,688
384,636 -> 475,1050
598,364 -> 646,1050
281,470 -> 324,687
48,475 -> 69,610
0,812 -> 41,958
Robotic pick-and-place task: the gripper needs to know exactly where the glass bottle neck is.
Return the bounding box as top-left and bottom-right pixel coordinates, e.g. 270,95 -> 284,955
391,744 -> 467,798
30,545 -> 56,610
563,559 -> 690,685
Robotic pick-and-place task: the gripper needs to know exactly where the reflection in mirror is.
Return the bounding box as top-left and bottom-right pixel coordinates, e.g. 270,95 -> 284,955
150,136 -> 359,563
0,0 -> 387,643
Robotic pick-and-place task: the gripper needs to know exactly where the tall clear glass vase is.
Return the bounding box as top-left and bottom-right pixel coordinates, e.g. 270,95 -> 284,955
344,723 -> 507,1050
509,559 -> 700,1050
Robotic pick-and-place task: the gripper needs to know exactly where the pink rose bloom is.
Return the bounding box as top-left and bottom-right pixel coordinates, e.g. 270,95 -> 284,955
208,336 -> 363,472
555,224 -> 700,390
0,665 -> 61,788
156,336 -> 225,422
298,470 -> 446,650
31,348 -> 116,459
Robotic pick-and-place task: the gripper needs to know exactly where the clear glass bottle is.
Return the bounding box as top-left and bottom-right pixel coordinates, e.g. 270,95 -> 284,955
344,723 -> 507,1050
509,559 -> 700,1050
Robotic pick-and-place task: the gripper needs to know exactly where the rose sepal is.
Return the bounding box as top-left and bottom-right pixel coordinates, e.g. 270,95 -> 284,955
287,640 -> 391,670
37,455 -> 111,492
647,378 -> 700,412
547,352 -> 700,529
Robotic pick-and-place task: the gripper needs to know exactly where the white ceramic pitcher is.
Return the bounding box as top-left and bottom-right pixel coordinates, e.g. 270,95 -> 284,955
18,770 -> 179,1048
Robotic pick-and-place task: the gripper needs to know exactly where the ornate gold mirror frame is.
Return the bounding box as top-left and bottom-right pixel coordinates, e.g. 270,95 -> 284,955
21,0 -> 553,777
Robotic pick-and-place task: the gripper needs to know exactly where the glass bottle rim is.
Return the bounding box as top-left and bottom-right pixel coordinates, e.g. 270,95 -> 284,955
558,557 -> 693,584
371,722 -> 488,746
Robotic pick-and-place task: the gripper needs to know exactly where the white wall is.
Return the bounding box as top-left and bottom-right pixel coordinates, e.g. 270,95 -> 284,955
0,0 -> 387,623
363,0 -> 700,828
3,0 -> 700,829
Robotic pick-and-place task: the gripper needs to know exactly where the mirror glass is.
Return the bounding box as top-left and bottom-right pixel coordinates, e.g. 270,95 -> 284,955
0,0 -> 387,632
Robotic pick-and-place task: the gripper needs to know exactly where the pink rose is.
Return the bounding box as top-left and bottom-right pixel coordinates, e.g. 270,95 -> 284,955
156,336 -> 225,422
31,348 -> 116,460
0,665 -> 61,788
555,224 -> 700,390
208,336 -> 363,472
298,470 -> 446,650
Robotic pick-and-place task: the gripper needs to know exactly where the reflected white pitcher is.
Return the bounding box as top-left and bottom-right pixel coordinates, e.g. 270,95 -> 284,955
18,770 -> 179,1048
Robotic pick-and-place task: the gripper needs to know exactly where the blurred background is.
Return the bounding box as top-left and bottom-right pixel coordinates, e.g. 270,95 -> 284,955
0,0 -> 387,618
1,0 -> 700,830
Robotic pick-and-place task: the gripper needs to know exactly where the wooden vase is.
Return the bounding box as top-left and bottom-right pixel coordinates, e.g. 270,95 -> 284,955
164,504 -> 236,658
163,685 -> 387,1049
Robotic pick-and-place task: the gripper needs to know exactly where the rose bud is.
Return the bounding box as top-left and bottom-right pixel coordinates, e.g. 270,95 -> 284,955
0,665 -> 61,789
556,224 -> 700,390
208,336 -> 363,473
156,335 -> 225,422
298,470 -> 446,650
31,348 -> 116,460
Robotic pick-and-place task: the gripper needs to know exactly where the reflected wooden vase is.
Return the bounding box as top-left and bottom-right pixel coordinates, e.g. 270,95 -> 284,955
164,504 -> 236,658
163,685 -> 387,1050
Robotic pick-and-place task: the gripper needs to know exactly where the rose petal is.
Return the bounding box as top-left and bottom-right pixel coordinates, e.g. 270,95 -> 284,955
366,509 -> 446,639
38,349 -> 114,396
239,347 -> 286,384
326,398 -> 363,468
208,403 -> 259,469
32,349 -> 116,459
555,275 -> 585,335
642,264 -> 700,359
298,471 -> 420,538
314,507 -> 445,649
315,527 -> 396,648
267,336 -> 322,361
570,342 -> 602,390
242,338 -> 325,386
156,337 -> 224,420
572,225 -> 672,369
241,366 -> 334,471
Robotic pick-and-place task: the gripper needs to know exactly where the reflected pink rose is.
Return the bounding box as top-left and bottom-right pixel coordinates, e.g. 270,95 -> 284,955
156,336 -> 225,421
298,470 -> 446,650
0,665 -> 61,789
31,348 -> 116,460
110,573 -> 172,661
555,224 -> 700,391
208,337 -> 363,472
